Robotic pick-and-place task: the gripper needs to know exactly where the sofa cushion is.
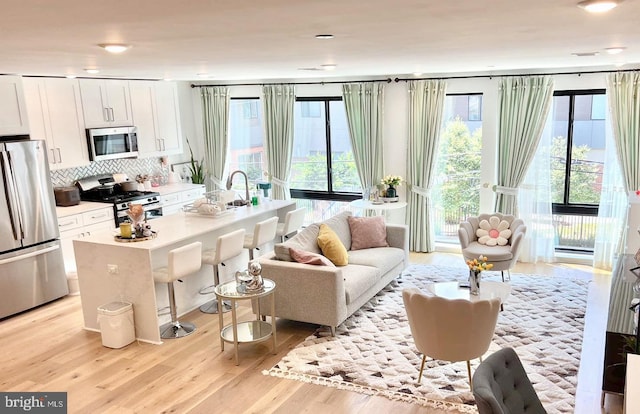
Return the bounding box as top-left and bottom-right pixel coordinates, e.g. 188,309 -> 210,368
476,215 -> 512,246
274,223 -> 320,261
463,241 -> 513,262
321,210 -> 353,250
317,224 -> 349,266
348,215 -> 389,250
289,247 -> 335,267
348,247 -> 405,276
342,264 -> 380,305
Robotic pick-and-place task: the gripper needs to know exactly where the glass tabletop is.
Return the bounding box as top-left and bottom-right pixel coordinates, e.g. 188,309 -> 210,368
215,278 -> 275,299
427,280 -> 511,303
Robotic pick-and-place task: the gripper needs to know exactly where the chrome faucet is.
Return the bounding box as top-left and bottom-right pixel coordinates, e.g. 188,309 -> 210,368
226,170 -> 250,204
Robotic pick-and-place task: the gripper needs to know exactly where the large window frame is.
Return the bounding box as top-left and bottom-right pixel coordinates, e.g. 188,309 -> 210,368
290,96 -> 361,202
551,89 -> 605,218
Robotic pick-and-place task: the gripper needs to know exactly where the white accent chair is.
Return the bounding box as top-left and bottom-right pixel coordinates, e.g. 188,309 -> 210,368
402,288 -> 501,389
275,207 -> 306,242
244,216 -> 279,260
199,229 -> 246,314
153,242 -> 202,339
458,213 -> 527,282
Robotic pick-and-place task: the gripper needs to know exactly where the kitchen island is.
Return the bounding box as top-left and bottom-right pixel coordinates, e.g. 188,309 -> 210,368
73,200 -> 296,344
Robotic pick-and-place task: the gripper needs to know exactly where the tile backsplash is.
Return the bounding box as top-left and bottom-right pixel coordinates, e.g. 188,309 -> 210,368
50,157 -> 170,188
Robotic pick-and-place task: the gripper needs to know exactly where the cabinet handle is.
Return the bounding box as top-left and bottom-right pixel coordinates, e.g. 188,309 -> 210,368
162,139 -> 166,151
59,221 -> 75,227
90,213 -> 107,219
56,148 -> 62,164
157,139 -> 161,151
109,107 -> 115,122
103,107 -> 110,122
50,149 -> 57,164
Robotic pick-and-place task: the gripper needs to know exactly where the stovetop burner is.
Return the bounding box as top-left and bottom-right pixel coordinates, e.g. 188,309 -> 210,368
81,190 -> 160,203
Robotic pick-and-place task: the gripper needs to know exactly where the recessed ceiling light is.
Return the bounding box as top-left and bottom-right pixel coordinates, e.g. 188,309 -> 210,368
197,73 -> 211,78
571,51 -> 600,57
413,72 -> 423,77
65,74 -> 77,79
315,34 -> 334,39
163,78 -> 172,81
321,64 -> 337,71
84,68 -> 100,74
98,43 -> 131,54
577,0 -> 621,13
298,67 -> 323,71
605,47 -> 626,54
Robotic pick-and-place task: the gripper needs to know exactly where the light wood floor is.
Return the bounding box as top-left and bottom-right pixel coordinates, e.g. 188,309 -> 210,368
0,252 -> 624,413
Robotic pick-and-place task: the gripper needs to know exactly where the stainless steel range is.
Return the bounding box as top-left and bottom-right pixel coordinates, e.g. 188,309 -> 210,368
76,174 -> 162,226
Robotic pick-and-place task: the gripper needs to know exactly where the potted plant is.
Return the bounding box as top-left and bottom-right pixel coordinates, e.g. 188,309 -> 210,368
186,138 -> 204,184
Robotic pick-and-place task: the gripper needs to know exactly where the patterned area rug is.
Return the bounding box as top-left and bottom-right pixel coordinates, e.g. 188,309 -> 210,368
264,264 -> 590,413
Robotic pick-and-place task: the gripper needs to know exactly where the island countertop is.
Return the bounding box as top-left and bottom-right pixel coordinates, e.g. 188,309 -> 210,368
73,199 -> 296,344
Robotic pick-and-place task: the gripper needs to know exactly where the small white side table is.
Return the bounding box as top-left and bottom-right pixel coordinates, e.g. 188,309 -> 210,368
426,280 -> 511,304
215,278 -> 277,365
625,353 -> 640,413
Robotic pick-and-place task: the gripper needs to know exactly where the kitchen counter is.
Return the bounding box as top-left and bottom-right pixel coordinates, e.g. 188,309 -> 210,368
153,182 -> 205,196
56,201 -> 113,217
73,200 -> 296,344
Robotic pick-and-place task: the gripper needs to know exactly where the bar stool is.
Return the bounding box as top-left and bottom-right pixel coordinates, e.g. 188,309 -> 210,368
244,216 -> 279,260
275,207 -> 306,242
199,229 -> 246,314
152,241 -> 202,339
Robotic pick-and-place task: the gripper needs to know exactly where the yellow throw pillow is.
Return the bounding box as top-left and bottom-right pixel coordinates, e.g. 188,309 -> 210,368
317,224 -> 349,266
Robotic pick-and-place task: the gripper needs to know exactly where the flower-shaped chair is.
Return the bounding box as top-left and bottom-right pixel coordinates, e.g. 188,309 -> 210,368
458,213 -> 527,281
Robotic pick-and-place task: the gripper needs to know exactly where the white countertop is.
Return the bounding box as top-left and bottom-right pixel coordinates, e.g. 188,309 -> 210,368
153,183 -> 205,196
76,199 -> 295,251
56,201 -> 113,217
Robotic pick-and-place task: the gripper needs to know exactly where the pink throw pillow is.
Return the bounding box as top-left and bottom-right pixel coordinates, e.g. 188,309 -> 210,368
348,215 -> 389,251
289,247 -> 335,267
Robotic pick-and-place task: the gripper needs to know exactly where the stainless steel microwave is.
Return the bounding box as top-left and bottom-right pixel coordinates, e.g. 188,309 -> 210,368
86,126 -> 138,162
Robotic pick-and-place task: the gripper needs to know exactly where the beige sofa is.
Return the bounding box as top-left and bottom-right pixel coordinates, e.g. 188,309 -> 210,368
258,211 -> 409,335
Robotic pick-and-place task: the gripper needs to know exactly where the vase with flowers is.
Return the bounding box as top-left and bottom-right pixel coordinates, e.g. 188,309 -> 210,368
381,175 -> 402,198
466,255 -> 493,295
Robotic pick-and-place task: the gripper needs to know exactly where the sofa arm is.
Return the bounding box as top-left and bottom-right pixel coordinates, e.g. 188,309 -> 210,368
257,256 -> 348,328
458,222 -> 474,249
386,224 -> 409,267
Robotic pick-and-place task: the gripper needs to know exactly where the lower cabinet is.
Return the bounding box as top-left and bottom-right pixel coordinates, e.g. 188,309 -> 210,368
161,186 -> 205,216
58,207 -> 115,273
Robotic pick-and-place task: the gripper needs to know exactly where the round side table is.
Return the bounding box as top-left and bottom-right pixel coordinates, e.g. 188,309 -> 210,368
214,278 -> 277,365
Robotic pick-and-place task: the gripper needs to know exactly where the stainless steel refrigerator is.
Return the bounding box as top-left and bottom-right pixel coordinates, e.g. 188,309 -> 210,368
0,138 -> 68,319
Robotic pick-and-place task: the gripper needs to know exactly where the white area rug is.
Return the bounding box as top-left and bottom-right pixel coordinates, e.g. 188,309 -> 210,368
264,264 -> 590,413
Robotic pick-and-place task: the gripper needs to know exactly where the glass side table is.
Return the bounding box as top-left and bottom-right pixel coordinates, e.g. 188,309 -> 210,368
214,278 -> 276,365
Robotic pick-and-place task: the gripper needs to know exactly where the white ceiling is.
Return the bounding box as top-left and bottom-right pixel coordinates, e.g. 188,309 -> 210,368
2,0 -> 639,82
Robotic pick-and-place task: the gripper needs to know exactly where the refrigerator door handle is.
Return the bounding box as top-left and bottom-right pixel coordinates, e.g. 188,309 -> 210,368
0,244 -> 60,266
4,151 -> 25,239
0,151 -> 21,240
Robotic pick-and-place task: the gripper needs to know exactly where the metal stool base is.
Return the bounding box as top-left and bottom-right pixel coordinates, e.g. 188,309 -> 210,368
199,298 -> 234,314
159,321 -> 196,339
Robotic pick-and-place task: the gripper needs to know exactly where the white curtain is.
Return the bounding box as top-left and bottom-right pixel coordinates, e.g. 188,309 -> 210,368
593,111 -> 627,270
200,86 -> 230,191
517,108 -> 555,263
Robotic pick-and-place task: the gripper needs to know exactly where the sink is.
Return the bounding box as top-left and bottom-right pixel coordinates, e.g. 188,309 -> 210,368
227,200 -> 251,208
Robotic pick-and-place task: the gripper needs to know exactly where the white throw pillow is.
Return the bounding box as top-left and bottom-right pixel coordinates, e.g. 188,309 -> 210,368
476,216 -> 512,246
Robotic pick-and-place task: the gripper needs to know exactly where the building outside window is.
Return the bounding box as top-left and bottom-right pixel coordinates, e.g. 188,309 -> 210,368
228,98 -> 264,184
290,97 -> 360,222
432,94 -> 483,243
551,90 -> 606,252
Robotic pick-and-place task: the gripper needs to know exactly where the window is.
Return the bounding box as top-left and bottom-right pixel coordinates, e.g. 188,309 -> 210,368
228,98 -> 264,183
432,94 -> 483,243
289,97 -> 360,201
551,90 -> 606,252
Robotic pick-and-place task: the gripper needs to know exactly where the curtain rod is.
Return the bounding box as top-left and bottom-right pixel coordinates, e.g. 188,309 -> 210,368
190,78 -> 393,88
394,67 -> 640,82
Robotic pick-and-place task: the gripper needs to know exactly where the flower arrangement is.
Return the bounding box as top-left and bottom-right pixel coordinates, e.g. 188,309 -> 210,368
381,175 -> 403,187
466,255 -> 494,272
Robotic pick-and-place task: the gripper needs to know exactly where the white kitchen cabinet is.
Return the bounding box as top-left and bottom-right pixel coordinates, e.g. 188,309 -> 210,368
130,80 -> 183,157
58,206 -> 115,273
23,77 -> 90,170
161,185 -> 205,216
0,75 -> 29,136
79,79 -> 133,127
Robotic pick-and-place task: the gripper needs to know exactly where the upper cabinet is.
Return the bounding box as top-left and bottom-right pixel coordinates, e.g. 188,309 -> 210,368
23,77 -> 90,170
79,79 -> 133,127
130,80 -> 183,157
0,76 -> 29,136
